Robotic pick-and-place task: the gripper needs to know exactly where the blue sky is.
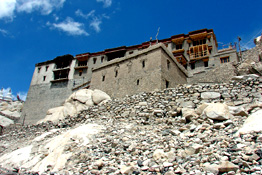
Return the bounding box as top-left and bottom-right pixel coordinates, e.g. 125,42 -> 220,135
0,0 -> 262,101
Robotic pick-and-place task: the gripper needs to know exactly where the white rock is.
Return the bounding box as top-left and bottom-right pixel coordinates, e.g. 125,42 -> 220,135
228,106 -> 248,116
0,115 -> 14,127
237,109 -> 262,135
37,106 -> 65,124
66,89 -> 94,105
201,92 -> 221,100
92,89 -> 111,105
153,149 -> 167,162
203,103 -> 232,121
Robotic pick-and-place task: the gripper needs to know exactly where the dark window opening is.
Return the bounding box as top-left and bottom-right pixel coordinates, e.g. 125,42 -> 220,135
193,39 -> 206,46
102,75 -> 105,82
184,64 -> 187,69
54,70 -> 69,80
167,60 -> 170,70
78,60 -> 87,66
93,58 -> 97,64
38,67 -> 41,73
43,76 -> 46,81
176,44 -> 182,50
54,55 -> 73,69
46,66 -> 49,71
106,48 -> 126,62
166,80 -> 169,88
115,70 -> 118,77
101,56 -> 104,63
79,69 -> 83,76
142,60 -> 145,68
129,51 -> 133,54
220,57 -> 230,63
137,79 -> 139,85
204,61 -> 208,67
55,60 -> 71,69
191,62 -> 195,70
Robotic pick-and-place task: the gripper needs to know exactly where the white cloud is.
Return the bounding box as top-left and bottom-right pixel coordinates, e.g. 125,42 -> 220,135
90,17 -> 102,33
50,17 -> 89,36
0,0 -> 16,20
75,9 -> 95,19
16,0 -> 66,15
0,0 -> 66,20
96,0 -> 112,8
0,29 -> 9,36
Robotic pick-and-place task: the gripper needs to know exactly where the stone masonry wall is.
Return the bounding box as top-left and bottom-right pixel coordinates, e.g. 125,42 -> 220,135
160,50 -> 187,89
91,48 -> 163,98
21,80 -> 75,124
188,62 -> 237,84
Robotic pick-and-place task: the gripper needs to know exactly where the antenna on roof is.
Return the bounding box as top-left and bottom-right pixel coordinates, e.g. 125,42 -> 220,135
156,27 -> 160,43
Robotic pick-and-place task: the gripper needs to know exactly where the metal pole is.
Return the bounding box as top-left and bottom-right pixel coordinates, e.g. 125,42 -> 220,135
238,36 -> 242,61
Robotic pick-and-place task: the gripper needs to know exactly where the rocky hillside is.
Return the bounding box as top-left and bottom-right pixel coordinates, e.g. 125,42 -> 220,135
0,74 -> 262,175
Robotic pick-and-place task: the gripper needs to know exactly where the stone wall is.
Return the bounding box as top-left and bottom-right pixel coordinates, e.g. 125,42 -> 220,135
188,62 -> 237,84
90,46 -> 163,98
90,44 -> 188,98
160,49 -> 187,89
21,80 -> 75,124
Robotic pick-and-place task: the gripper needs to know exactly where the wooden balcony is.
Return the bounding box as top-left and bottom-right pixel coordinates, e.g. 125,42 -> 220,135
189,44 -> 210,60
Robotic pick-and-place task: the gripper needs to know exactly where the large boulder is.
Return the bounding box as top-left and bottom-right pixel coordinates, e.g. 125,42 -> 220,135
38,89 -> 111,124
202,103 -> 232,121
237,109 -> 262,135
92,89 -> 111,105
37,107 -> 65,124
0,115 -> 14,127
66,89 -> 94,106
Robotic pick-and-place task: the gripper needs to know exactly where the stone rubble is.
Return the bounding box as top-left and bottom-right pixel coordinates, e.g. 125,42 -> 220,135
0,74 -> 262,175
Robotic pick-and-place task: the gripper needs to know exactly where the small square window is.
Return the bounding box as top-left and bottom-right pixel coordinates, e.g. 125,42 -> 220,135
93,58 -> 97,64
191,62 -> 195,70
142,60 -> 145,68
102,75 -> 105,81
166,80 -> 169,88
137,79 -> 140,85
220,57 -> 230,63
79,69 -> 83,76
43,76 -> 46,81
176,44 -> 182,50
167,60 -> 170,70
204,61 -> 208,67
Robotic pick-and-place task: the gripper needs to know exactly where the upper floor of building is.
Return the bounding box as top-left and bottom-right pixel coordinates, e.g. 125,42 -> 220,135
30,28 -> 238,87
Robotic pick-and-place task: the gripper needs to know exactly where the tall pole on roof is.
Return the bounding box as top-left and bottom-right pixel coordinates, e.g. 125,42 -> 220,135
238,36 -> 242,62
156,27 -> 160,44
